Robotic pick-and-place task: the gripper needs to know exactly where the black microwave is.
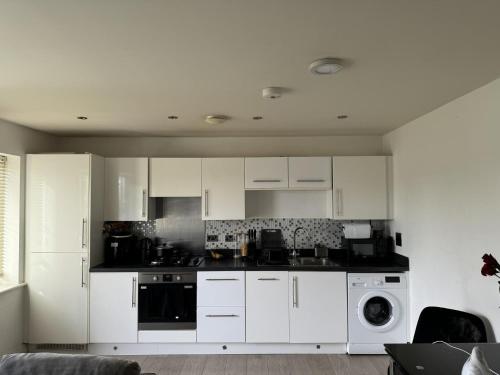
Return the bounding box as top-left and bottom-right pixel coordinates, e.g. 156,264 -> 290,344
343,235 -> 394,259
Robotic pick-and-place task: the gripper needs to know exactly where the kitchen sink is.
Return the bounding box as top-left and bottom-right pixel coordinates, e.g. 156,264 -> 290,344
290,257 -> 339,267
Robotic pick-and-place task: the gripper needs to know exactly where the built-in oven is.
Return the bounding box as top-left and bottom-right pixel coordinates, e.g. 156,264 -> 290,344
138,272 -> 196,330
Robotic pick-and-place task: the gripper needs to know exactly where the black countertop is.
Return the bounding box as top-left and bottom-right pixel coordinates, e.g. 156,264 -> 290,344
90,252 -> 409,273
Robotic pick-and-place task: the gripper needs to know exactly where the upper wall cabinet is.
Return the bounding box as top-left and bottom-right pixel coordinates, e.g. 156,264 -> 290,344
288,157 -> 332,190
149,158 -> 202,197
245,157 -> 288,189
104,158 -> 149,221
202,158 -> 245,220
332,156 -> 389,220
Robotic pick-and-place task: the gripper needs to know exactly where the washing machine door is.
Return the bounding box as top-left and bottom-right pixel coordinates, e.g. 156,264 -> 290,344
357,291 -> 400,332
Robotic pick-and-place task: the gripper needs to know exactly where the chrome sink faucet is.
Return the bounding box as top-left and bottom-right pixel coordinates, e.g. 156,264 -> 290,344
292,227 -> 308,259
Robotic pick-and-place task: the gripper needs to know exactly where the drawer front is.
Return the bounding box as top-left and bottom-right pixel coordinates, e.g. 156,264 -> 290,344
197,271 -> 245,307
197,307 -> 245,343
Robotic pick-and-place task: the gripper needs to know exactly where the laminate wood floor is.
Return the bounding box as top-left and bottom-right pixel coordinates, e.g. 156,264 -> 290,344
119,354 -> 390,375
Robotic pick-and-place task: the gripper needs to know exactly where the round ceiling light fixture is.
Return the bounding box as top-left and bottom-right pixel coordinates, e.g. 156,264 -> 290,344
262,87 -> 283,99
205,115 -> 229,125
309,58 -> 343,75
76,116 -> 88,120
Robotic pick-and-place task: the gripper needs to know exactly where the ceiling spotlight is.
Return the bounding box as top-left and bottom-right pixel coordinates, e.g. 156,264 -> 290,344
76,116 -> 88,120
205,115 -> 229,125
252,116 -> 263,120
337,114 -> 348,119
167,115 -> 178,120
309,58 -> 343,75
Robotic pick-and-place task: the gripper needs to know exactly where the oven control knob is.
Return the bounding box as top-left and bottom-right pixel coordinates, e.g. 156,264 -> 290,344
175,275 -> 182,281
153,276 -> 159,281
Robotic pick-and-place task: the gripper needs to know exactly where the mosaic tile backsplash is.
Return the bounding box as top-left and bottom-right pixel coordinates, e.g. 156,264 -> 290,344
208,219 -> 367,250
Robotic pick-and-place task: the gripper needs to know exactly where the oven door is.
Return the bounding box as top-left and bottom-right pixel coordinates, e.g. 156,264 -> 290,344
138,282 -> 196,330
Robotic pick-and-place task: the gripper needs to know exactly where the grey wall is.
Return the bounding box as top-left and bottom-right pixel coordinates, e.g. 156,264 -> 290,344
55,135 -> 384,157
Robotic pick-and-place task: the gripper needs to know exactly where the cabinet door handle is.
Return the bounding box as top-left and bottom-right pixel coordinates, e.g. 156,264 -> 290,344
81,218 -> 87,248
142,189 -> 147,218
81,257 -> 86,288
205,278 -> 239,281
258,278 -> 280,281
335,189 -> 343,217
253,179 -> 281,183
132,277 -> 137,308
296,179 -> 325,183
339,188 -> 344,216
204,189 -> 209,217
205,314 -> 239,318
292,276 -> 298,308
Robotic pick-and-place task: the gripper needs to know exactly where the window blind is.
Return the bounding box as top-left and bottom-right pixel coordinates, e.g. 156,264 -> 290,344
0,154 -> 6,275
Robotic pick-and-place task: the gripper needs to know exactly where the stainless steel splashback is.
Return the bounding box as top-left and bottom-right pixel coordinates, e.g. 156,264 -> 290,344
155,197 -> 205,254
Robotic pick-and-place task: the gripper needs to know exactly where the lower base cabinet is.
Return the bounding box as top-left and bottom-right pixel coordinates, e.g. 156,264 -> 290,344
289,271 -> 347,343
246,271 -> 289,343
90,272 -> 138,343
196,307 -> 246,343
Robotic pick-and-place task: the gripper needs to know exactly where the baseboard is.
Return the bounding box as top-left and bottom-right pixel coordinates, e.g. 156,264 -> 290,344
88,343 -> 347,355
347,343 -> 387,355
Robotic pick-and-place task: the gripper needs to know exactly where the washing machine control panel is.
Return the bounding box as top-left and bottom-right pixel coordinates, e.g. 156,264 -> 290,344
349,274 -> 406,289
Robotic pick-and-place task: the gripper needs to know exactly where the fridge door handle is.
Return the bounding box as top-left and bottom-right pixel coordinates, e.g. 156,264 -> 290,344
81,257 -> 87,288
81,218 -> 87,248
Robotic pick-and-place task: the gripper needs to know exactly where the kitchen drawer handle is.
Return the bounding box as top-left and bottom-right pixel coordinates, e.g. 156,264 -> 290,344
258,278 -> 280,281
205,278 -> 239,281
253,179 -> 282,183
205,314 -> 239,318
296,179 -> 325,183
132,277 -> 137,308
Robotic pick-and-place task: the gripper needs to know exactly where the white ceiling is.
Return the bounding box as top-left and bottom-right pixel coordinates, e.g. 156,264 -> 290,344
1,0 -> 500,137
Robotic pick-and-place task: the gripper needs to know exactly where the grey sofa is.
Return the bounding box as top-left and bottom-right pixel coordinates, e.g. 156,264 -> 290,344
0,353 -> 152,375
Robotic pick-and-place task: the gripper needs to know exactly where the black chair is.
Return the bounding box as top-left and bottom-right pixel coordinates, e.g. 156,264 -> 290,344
413,306 -> 487,343
388,307 -> 487,375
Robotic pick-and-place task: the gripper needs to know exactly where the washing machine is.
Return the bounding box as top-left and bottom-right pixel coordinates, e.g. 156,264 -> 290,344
348,273 -> 408,354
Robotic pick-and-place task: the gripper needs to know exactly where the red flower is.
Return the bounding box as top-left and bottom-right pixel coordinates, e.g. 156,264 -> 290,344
481,253 -> 500,276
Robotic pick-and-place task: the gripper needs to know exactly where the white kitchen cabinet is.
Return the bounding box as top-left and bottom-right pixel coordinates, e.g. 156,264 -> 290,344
26,252 -> 89,344
332,156 -> 389,220
289,157 -> 332,190
90,272 -> 138,343
26,154 -> 91,253
201,158 -> 245,220
245,157 -> 289,189
197,271 -> 245,307
197,307 -> 246,343
26,153 -> 104,344
150,158 -> 202,197
104,158 -> 149,221
197,271 -> 245,343
246,271 -> 289,343
289,272 -> 347,343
